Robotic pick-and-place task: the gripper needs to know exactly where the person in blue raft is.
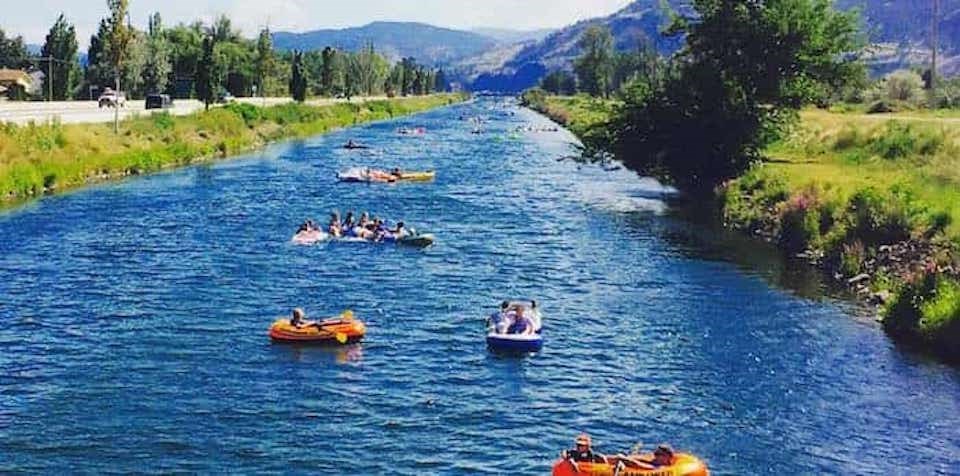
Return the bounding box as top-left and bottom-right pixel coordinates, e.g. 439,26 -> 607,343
506,304 -> 536,335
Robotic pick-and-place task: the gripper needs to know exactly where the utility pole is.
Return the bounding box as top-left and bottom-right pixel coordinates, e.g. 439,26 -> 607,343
932,0 -> 940,101
48,56 -> 53,102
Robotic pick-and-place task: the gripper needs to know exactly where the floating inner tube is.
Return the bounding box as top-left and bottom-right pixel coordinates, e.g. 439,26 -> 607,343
268,313 -> 366,344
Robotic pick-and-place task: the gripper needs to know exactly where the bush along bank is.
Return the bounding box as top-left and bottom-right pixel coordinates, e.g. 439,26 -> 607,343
720,117 -> 960,363
0,94 -> 465,204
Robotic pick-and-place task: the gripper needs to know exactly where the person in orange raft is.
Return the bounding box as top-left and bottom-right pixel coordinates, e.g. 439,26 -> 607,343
561,434 -> 607,463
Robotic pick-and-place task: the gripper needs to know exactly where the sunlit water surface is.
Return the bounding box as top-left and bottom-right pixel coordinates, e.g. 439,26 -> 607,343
1,99 -> 958,474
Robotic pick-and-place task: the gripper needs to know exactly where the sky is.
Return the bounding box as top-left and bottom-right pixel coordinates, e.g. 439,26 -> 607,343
6,0 -> 633,48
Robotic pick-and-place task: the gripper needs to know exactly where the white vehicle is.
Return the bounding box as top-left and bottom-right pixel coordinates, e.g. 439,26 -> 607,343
98,89 -> 126,108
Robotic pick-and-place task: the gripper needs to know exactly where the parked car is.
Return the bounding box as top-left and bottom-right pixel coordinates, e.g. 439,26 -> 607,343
145,93 -> 173,110
216,91 -> 236,104
98,89 -> 126,108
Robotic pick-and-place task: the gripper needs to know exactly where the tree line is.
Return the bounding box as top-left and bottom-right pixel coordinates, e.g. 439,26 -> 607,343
0,1 -> 448,102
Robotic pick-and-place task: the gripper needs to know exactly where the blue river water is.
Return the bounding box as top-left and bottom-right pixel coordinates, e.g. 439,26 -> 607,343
1,98 -> 958,474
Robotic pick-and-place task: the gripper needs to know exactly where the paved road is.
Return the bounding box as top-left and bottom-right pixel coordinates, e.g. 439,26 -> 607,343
0,96 -> 389,125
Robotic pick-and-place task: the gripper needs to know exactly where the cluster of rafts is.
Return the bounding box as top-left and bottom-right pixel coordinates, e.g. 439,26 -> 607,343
277,112 -> 710,474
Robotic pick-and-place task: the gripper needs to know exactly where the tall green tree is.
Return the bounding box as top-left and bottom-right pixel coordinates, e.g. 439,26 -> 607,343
255,28 -> 275,97
40,14 -> 80,100
106,0 -> 132,132
84,19 -> 113,94
0,28 -> 29,69
349,43 -> 389,96
210,15 -> 240,43
574,25 -> 615,97
604,0 -> 864,191
319,47 -> 338,96
164,22 -> 203,98
289,50 -> 307,102
142,12 -> 171,94
195,35 -> 217,109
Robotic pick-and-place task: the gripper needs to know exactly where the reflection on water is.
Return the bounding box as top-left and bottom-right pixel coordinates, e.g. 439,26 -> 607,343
270,342 -> 365,365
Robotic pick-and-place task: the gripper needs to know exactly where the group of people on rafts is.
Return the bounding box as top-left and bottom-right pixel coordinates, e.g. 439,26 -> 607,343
297,211 -> 410,242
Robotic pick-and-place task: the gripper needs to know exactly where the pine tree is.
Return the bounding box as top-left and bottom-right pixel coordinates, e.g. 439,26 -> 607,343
195,35 -> 216,109
40,13 -> 80,100
289,50 -> 307,102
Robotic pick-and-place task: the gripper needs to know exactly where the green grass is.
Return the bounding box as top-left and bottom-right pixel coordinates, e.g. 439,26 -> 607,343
0,94 -> 465,203
521,91 -> 617,137
746,109 -> 960,242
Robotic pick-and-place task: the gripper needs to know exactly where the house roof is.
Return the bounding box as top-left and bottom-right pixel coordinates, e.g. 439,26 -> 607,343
0,69 -> 33,88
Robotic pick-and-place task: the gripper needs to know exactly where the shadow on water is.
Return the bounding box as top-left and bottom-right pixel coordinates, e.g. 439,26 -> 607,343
655,198 -> 863,306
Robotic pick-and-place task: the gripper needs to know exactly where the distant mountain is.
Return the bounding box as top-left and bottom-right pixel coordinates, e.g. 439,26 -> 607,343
465,0 -> 960,92
467,0 -> 689,92
26,44 -> 41,55
470,27 -> 555,44
837,0 -> 960,75
272,21 -> 497,65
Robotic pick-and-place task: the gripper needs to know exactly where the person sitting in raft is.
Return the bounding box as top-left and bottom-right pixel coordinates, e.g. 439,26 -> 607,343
506,306 -> 535,335
289,308 -> 317,329
648,444 -> 675,468
342,212 -> 356,234
391,221 -> 407,238
621,444 -> 675,470
328,212 -> 343,238
391,167 -> 402,178
489,301 -> 510,334
561,434 -> 606,463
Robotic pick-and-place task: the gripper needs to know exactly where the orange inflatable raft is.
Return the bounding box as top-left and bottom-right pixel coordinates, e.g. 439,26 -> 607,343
268,311 -> 366,344
552,453 -> 709,476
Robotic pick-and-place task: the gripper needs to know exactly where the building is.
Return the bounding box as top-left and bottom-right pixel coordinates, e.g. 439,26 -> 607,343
0,69 -> 35,99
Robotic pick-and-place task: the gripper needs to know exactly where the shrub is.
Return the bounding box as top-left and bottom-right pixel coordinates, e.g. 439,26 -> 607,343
152,112 -> 175,131
870,122 -> 944,160
868,70 -> 926,106
840,240 -> 866,276
920,277 -> 960,338
845,188 -> 913,245
778,188 -> 821,253
883,267 -> 937,336
223,103 -> 262,125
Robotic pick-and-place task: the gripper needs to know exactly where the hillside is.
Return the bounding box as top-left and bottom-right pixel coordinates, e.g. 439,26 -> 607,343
838,0 -> 960,75
470,27 -> 554,44
466,0 -> 960,92
272,21 -> 497,65
468,0 -> 688,92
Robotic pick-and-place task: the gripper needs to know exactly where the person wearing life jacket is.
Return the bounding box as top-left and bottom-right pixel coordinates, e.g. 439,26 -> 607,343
507,306 -> 535,335
562,434 -> 606,463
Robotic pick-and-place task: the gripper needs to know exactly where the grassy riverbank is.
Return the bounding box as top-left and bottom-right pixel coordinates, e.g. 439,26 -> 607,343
0,94 -> 465,204
528,94 -> 960,362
